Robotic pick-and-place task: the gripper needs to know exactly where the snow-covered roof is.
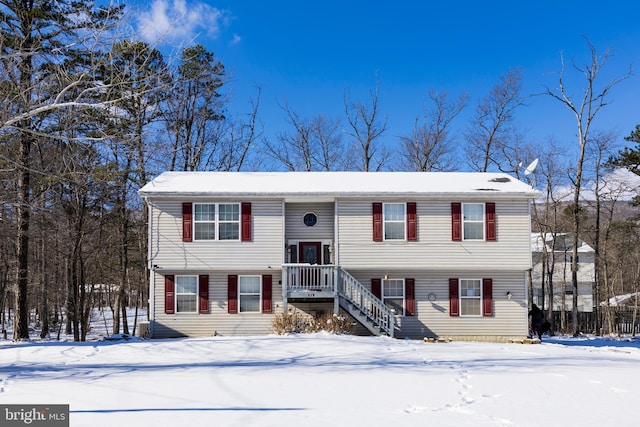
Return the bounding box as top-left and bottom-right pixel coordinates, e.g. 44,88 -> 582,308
601,292 -> 640,307
531,233 -> 594,253
139,171 -> 539,198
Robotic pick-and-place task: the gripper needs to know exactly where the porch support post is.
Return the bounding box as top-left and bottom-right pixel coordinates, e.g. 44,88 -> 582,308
333,266 -> 340,315
282,266 -> 288,312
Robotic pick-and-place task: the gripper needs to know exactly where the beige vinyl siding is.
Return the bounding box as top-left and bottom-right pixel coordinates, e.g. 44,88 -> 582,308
337,199 -> 532,270
149,198 -> 283,270
152,270 -> 283,338
347,269 -> 528,340
285,202 -> 334,241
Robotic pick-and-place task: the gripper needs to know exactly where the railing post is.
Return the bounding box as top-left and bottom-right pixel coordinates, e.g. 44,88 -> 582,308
282,265 -> 288,312
388,309 -> 395,338
333,266 -> 340,314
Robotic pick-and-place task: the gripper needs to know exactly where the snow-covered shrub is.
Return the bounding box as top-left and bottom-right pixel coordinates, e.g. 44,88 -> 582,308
308,313 -> 352,334
272,310 -> 352,335
271,310 -> 313,334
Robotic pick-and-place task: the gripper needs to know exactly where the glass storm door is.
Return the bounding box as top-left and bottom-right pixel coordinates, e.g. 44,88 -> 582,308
299,242 -> 322,264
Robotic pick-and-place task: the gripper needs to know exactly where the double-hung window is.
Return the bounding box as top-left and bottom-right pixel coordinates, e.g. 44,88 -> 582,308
194,203 -> 240,241
462,203 -> 484,240
239,276 -> 261,312
384,203 -> 405,240
460,279 -> 482,316
383,278 -> 405,316
175,275 -> 198,313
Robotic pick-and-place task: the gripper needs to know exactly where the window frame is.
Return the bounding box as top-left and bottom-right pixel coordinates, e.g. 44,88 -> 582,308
238,275 -> 262,313
193,202 -> 241,241
383,203 -> 406,241
174,275 -> 198,313
382,278 -> 405,316
459,278 -> 482,317
462,203 -> 485,241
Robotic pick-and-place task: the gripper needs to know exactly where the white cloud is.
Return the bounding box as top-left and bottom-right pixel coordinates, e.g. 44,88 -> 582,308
137,0 -> 226,46
550,168 -> 640,202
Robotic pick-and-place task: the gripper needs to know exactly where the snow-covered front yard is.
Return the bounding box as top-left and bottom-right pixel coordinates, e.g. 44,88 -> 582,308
1,330 -> 639,427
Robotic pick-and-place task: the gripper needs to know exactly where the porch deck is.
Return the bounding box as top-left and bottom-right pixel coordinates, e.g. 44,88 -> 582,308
281,264 -> 395,337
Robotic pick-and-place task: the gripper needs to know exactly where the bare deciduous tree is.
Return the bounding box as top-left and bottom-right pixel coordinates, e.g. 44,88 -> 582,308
265,104 -> 343,171
545,38 -> 631,335
399,90 -> 468,171
343,81 -> 389,171
466,68 -> 525,172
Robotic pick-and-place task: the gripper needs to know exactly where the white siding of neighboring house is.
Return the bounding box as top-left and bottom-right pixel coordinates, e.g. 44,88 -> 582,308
531,245 -> 595,312
336,199 -> 532,271
151,270 -> 283,338
148,198 -> 284,271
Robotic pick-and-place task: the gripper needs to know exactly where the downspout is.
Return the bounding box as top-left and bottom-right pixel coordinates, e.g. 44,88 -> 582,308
526,196 -> 533,335
145,197 -> 155,338
281,200 -> 287,313
333,199 -> 340,315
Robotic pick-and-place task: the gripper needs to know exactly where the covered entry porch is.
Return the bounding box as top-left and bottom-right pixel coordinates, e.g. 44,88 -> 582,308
281,264 -> 395,337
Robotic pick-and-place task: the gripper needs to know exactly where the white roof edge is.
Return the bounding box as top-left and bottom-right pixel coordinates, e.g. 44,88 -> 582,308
138,171 -> 540,198
139,191 -> 538,198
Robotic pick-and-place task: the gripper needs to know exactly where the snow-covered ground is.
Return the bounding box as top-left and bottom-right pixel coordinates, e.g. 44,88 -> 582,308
2,324 -> 639,427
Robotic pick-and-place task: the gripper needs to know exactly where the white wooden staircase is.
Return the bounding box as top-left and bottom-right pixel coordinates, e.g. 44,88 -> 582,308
282,264 -> 395,337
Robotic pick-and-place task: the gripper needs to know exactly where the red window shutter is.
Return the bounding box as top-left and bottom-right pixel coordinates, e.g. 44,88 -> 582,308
241,202 -> 252,241
483,278 -> 493,316
407,202 -> 417,241
262,274 -> 272,313
372,203 -> 383,241
449,278 -> 459,316
228,275 -> 238,314
371,278 -> 382,299
165,275 -> 175,314
198,275 -> 209,314
405,278 -> 415,316
485,202 -> 496,241
182,203 -> 192,242
451,203 -> 462,241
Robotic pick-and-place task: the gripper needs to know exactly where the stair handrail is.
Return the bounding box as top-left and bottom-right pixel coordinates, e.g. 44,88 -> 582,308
336,267 -> 395,337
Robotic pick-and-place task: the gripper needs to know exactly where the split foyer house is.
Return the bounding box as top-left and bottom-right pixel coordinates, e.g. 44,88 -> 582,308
138,171 -> 538,341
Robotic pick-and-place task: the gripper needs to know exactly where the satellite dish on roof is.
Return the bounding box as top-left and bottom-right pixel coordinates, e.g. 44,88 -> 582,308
525,158 -> 539,176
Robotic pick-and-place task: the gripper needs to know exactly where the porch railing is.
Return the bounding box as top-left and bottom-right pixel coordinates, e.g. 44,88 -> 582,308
281,264 -> 395,337
337,268 -> 395,337
282,264 -> 335,292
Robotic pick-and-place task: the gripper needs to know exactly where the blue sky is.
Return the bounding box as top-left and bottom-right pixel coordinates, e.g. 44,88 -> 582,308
132,0 -> 640,168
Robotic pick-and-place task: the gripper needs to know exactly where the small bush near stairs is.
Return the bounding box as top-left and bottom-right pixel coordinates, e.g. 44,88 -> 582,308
272,310 -> 352,335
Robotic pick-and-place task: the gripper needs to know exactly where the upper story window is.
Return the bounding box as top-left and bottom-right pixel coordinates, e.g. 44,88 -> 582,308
373,202 -> 417,242
452,202 -> 496,242
303,212 -> 318,227
193,203 -> 240,241
462,203 -> 484,240
384,203 -> 405,240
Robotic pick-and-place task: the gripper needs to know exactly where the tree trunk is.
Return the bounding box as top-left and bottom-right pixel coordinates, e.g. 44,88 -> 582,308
14,132 -> 31,340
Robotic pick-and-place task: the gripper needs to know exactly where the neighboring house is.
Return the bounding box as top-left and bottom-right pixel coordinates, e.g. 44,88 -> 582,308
531,233 -> 595,313
138,171 -> 538,341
